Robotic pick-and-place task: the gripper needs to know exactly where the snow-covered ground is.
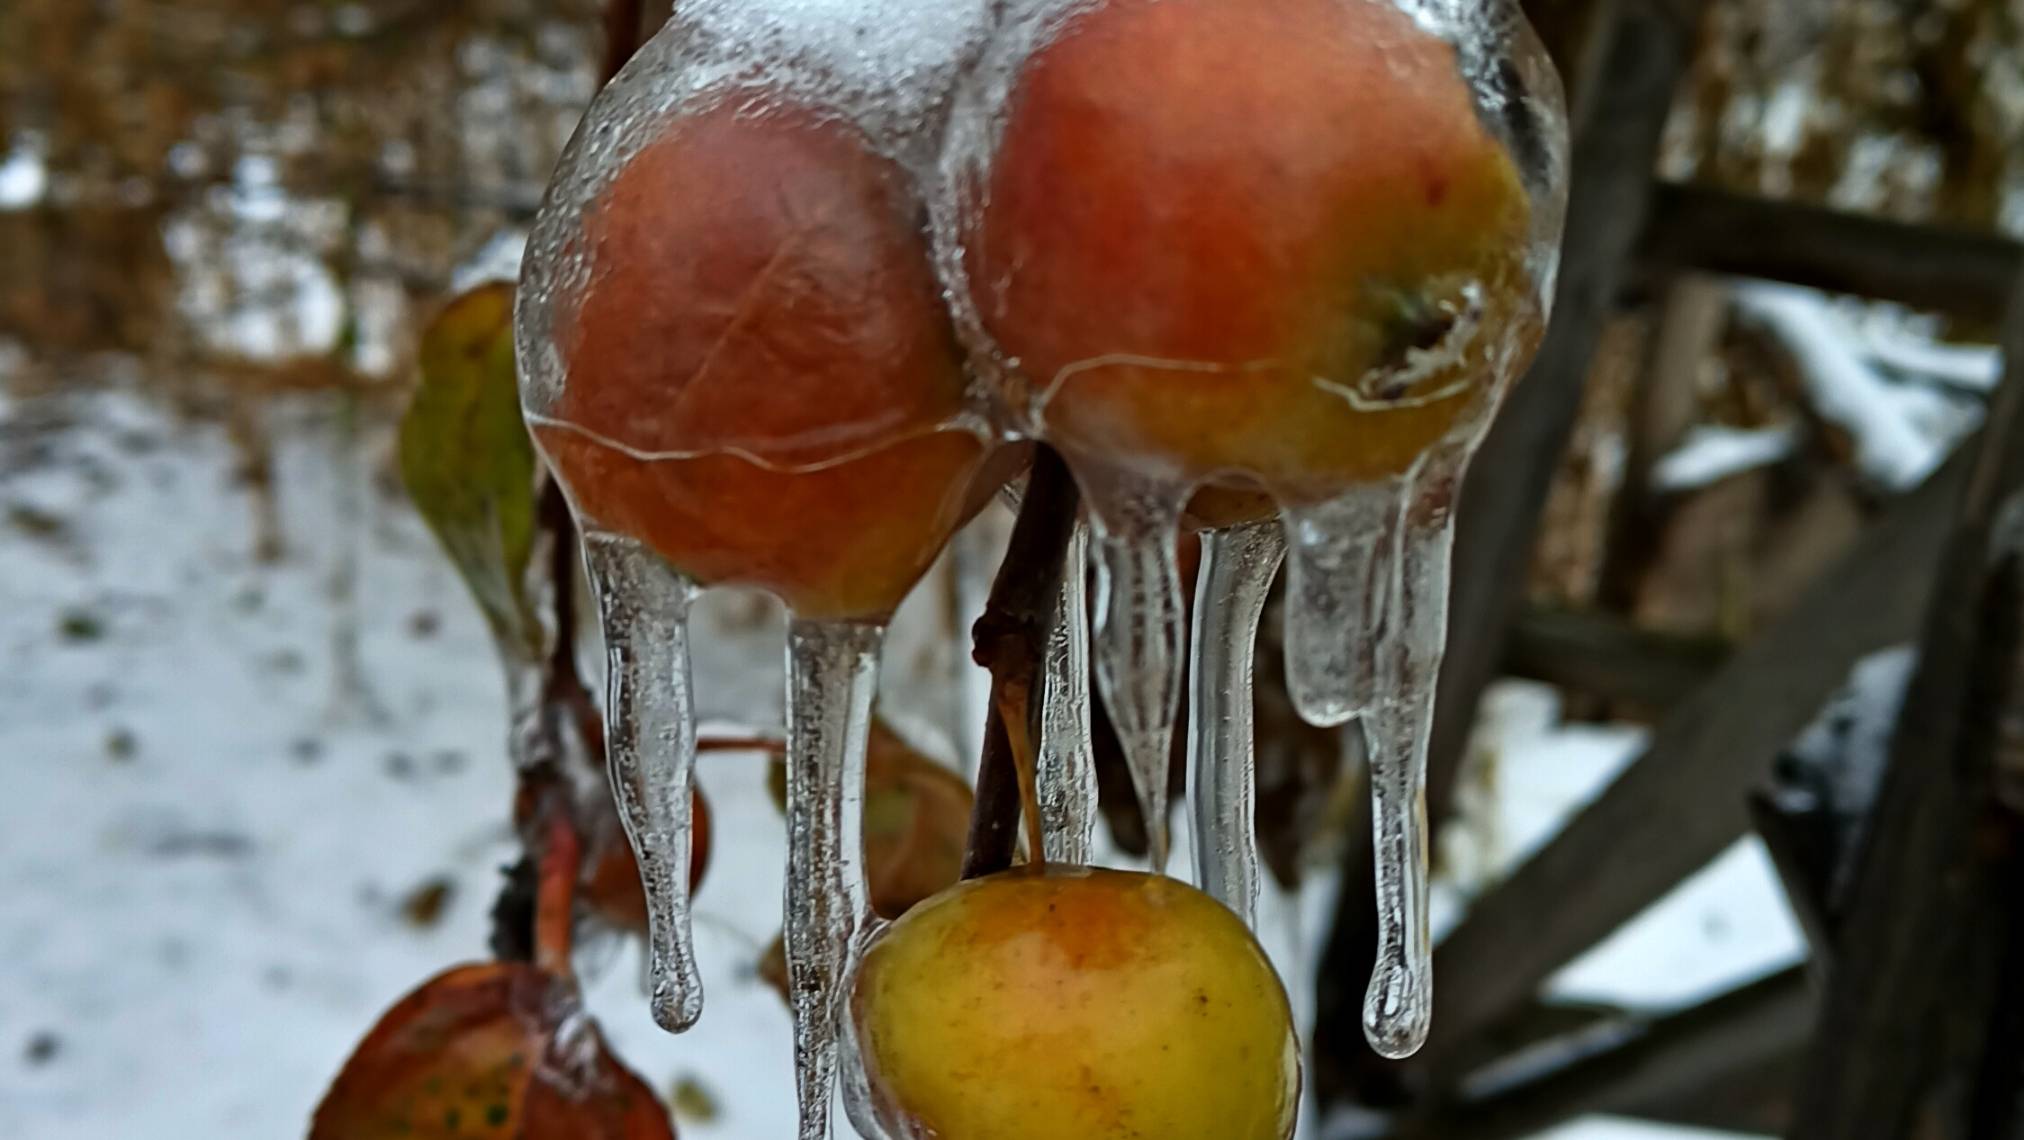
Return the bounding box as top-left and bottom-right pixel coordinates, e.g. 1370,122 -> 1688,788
3,382 -> 1814,1138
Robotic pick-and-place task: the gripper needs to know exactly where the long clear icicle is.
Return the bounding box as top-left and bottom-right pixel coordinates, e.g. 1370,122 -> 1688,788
1035,520 -> 1098,864
782,620 -> 882,1140
581,531 -> 705,1033
1088,493 -> 1185,869
1186,520 -> 1285,926
1360,455 -> 1464,1060
1282,483 -> 1399,727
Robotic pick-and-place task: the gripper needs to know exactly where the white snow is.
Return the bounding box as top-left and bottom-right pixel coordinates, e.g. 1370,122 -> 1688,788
1859,325 -> 2002,393
0,141 -> 47,210
1651,425 -> 1799,493
0,385 -> 836,1139
1732,283 -> 1983,491
1441,684 -> 1808,1016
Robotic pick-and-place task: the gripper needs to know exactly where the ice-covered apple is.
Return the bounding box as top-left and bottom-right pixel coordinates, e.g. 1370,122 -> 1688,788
952,0 -> 1553,505
850,866 -> 1299,1139
530,99 -> 1013,620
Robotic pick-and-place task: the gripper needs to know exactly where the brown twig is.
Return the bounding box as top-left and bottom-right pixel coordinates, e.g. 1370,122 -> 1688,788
536,481 -> 605,770
962,448 -> 1081,880
995,679 -> 1047,864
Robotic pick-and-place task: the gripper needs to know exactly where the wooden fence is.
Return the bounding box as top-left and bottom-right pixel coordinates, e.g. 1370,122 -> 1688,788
1311,0 -> 2024,1135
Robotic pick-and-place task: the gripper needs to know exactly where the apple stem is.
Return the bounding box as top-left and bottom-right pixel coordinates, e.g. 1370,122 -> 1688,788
963,448 -> 1083,880
994,679 -> 1048,868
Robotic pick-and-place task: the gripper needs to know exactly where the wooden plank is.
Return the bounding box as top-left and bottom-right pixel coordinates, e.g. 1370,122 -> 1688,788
1427,0 -> 1707,857
1312,0 -> 1704,1101
1502,606 -> 1730,710
1616,1041 -> 1804,1135
1397,967 -> 1813,1140
1791,278 -> 2024,1138
1423,442 -> 1978,1068
1640,182 -> 2024,322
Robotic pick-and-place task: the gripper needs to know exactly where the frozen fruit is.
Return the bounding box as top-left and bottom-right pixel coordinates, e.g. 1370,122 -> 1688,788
957,0 -> 1545,505
850,866 -> 1299,1139
535,100 -> 1013,620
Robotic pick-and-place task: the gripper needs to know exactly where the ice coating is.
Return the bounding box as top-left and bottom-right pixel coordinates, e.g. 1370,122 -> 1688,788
1359,448 -> 1467,1058
581,531 -> 706,1033
840,1010 -> 897,1140
933,0 -> 1567,454
1283,485 -> 1400,728
513,0 -> 1023,1123
1087,485 -> 1187,870
516,0 -> 999,464
782,620 -> 883,1140
1035,519 -> 1099,864
937,0 -> 1571,1062
1186,520 -> 1286,925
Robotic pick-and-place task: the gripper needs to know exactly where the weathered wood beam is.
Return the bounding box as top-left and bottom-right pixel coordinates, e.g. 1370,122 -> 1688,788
1399,967 -> 1813,1140
1791,276 -> 2024,1139
1313,0 -> 1703,1102
1422,438 -> 1982,1070
1438,997 -> 1631,1087
1640,182 -> 2024,323
1615,1039 -> 1803,1134
1746,790 -> 1841,962
1502,606 -> 1730,711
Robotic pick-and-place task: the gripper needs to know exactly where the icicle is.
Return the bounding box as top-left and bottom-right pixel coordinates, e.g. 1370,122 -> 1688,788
782,619 -> 883,1140
1035,519 -> 1098,864
1087,488 -> 1186,869
581,531 -> 704,1033
1185,519 -> 1285,925
1358,454 -> 1464,1060
1282,482 -> 1399,728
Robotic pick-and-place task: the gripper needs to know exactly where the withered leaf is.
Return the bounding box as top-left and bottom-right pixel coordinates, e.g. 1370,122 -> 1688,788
311,962 -> 675,1140
400,285 -> 543,664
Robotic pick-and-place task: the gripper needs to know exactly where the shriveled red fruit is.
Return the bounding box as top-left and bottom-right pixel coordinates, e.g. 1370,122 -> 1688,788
766,720 -> 974,920
537,100 -> 1014,620
759,722 -> 975,1007
851,866 -> 1299,1139
311,963 -> 674,1140
962,0 -> 1541,504
584,785 -> 711,936
860,723 -> 975,919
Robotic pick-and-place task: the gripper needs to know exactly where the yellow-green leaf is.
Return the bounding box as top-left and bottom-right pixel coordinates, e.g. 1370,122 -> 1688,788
400,284 -> 542,662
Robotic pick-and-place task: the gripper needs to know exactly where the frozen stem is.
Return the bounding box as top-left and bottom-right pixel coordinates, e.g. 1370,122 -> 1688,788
963,448 -> 1083,880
